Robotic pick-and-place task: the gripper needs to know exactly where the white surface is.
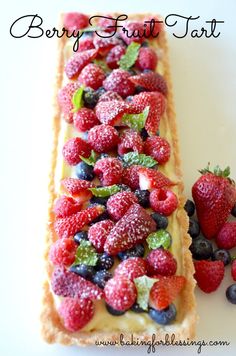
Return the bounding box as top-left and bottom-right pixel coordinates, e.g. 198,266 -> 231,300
1,0 -> 236,355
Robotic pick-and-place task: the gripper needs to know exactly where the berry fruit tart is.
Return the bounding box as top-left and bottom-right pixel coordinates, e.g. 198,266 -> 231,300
41,12 -> 197,345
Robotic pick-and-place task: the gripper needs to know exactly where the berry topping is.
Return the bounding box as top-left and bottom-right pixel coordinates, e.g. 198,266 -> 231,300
103,69 -> 135,98
98,15 -> 117,32
146,230 -> 172,250
93,270 -> 113,289
79,36 -> 95,51
138,167 -> 174,190
134,189 -> 150,208
98,91 -> 123,103
83,87 -> 106,109
49,238 -> 77,266
73,231 -> 88,244
226,284 -> 236,304
62,137 -> 91,166
107,191 -> 138,221
189,237 -> 213,260
95,99 -> 130,125
96,253 -> 114,270
64,12 -> 89,32
58,82 -> 80,123
93,32 -> 121,55
146,248 -> 177,276
216,222 -> 236,250
231,259 -> 236,281
106,45 -> 126,69
188,218 -> 200,238
114,257 -> 147,281
88,124 -> 120,153
88,220 -> 114,252
70,264 -> 96,281
130,303 -> 146,313
194,260 -> 224,293
150,213 -> 168,230
135,47 -> 158,71
73,108 -> 100,132
65,49 -> 97,80
78,63 -> 106,90
53,195 -> 81,218
130,71 -> 168,96
117,243 -> 145,260
119,21 -> 146,45
149,304 -> 177,325
184,199 -> 196,217
212,249 -> 231,266
231,203 -> 236,217
104,276 -> 137,311
144,136 -> 171,164
118,129 -> 143,156
144,16 -> 163,37
61,177 -> 95,198
122,165 -> 142,190
105,303 -> 126,316
94,157 -> 123,186
75,161 -> 95,181
149,188 -> 178,216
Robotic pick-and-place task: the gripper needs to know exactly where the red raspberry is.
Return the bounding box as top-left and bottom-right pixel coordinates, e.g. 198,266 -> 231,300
231,259 -> 236,281
130,72 -> 168,96
194,260 -> 224,293
118,129 -> 143,156
114,257 -> 147,281
144,136 -> 171,164
88,124 -> 120,153
98,91 -> 123,103
62,137 -> 91,166
88,220 -> 114,252
49,238 -> 77,266
122,165 -> 142,190
65,49 -> 97,80
120,21 -> 146,45
104,276 -> 137,311
73,108 -> 100,132
93,32 -> 121,55
58,82 -> 80,123
95,99 -> 130,125
78,63 -> 106,90
146,248 -> 177,276
51,266 -> 104,299
98,15 -> 117,33
135,47 -> 158,71
144,16 -> 163,37
54,205 -> 104,239
64,12 -> 89,32
138,167 -> 174,190
103,69 -> 135,98
79,36 -> 95,51
107,191 -> 138,221
61,178 -> 95,197
58,297 -> 94,332
216,222 -> 236,250
106,45 -> 126,69
149,188 -> 178,216
94,157 -> 123,186
53,195 -> 81,218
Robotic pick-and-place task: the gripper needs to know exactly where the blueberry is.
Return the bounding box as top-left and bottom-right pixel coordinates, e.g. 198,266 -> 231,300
212,249 -> 231,266
74,231 -> 88,244
140,128 -> 149,141
231,203 -> 236,217
75,161 -> 95,181
93,270 -> 113,289
188,218 -> 200,238
83,87 -> 106,109
70,264 -> 95,281
135,85 -> 147,94
105,303 -> 126,316
148,304 -> 176,325
226,284 -> 236,304
189,237 -> 213,260
135,189 -> 150,208
130,303 -> 146,313
90,209 -> 110,224
118,184 -> 131,192
184,199 -> 195,217
90,196 -> 109,206
96,253 -> 114,270
117,244 -> 145,260
151,213 -> 168,230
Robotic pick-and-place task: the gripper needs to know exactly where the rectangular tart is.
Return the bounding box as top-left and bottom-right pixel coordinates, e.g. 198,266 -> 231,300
41,13 -> 197,345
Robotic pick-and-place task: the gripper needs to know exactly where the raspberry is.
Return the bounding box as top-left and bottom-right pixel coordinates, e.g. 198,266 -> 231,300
106,45 -> 126,69
58,82 -> 80,123
130,72 -> 168,96
149,188 -> 178,216
88,220 -> 115,252
73,108 -> 100,132
62,137 -> 91,166
144,16 -> 163,37
216,222 -> 236,250
120,21 -> 146,45
122,165 -> 142,190
144,136 -> 171,164
194,260 -> 225,293
104,203 -> 156,255
107,191 -> 138,221
135,47 -> 158,71
78,63 -> 106,90
118,129 -> 143,156
146,248 -> 177,276
114,257 -> 147,281
64,12 -> 89,32
65,49 -> 97,79
59,297 -> 94,332
94,157 -> 123,186
54,205 -> 104,239
98,91 -> 123,103
98,15 -> 117,33
93,32 -> 121,55
79,36 -> 95,51
231,259 -> 236,281
61,177 -> 95,197
51,266 -> 104,299
49,238 -> 77,266
103,69 -> 135,98
95,99 -> 130,125
53,195 -> 81,218
88,124 -> 120,153
104,276 -> 137,311
138,167 -> 174,190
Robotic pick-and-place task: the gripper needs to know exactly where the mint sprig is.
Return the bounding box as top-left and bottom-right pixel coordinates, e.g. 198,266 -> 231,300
80,150 -> 97,166
71,86 -> 84,113
118,42 -> 141,70
134,275 -> 159,311
122,106 -> 149,131
146,230 -> 172,250
123,152 -> 157,168
89,185 -> 121,197
72,240 -> 98,267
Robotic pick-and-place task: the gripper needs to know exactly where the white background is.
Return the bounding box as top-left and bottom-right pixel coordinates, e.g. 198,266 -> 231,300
1,0 -> 236,355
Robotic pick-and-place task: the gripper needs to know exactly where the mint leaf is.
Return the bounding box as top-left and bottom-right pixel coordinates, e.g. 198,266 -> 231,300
72,240 -> 98,266
134,275 -> 159,311
118,42 -> 141,70
89,185 -> 121,197
147,230 -> 172,250
123,152 -> 157,168
122,106 -> 149,131
71,86 -> 84,113
93,59 -> 111,73
80,150 -> 97,166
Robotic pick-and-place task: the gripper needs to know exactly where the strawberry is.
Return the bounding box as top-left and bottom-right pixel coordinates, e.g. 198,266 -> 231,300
144,136 -> 171,164
65,49 -> 97,79
54,205 -> 104,239
58,297 -> 94,332
119,21 -> 146,45
78,36 -> 95,51
231,259 -> 236,281
93,32 -> 121,55
53,195 -> 81,218
78,63 -> 106,90
118,129 -> 143,156
114,257 -> 147,281
138,167 -> 174,190
194,260 -> 224,293
149,275 -> 186,310
98,15 -> 117,33
73,108 -> 100,132
58,82 -> 80,124
135,47 -> 158,71
98,91 -> 123,103
107,191 -> 138,221
103,69 -> 135,98
62,137 -> 91,166
216,222 -> 236,249
94,157 -> 123,186
61,177 -> 95,200
149,188 -> 178,216
122,165 -> 142,190
146,248 -> 177,276
49,238 -> 77,266
87,124 -> 120,153
88,220 -> 114,252
64,12 -> 89,32
106,45 -> 126,69
104,276 -> 137,311
144,16 -> 163,37
95,99 -> 130,126
104,203 -> 156,255
192,165 -> 236,239
130,72 -> 168,96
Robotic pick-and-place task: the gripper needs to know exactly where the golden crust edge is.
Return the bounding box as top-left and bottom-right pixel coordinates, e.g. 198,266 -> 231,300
40,13 -> 198,345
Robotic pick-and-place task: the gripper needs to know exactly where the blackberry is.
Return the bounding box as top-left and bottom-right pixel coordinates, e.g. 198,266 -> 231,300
93,270 -> 113,289
90,196 -> 109,206
96,253 -> 114,270
140,128 -> 149,141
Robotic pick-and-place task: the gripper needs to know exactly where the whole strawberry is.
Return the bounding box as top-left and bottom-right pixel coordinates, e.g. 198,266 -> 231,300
194,260 -> 224,293
192,165 -> 236,239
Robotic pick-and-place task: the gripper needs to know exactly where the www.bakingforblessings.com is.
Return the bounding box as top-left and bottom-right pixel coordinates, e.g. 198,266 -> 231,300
95,333 -> 230,354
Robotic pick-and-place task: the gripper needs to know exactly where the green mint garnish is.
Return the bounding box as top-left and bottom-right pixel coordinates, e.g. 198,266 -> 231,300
118,42 -> 141,70
146,230 -> 172,250
80,150 -> 97,166
89,185 -> 121,197
134,275 -> 159,311
71,86 -> 84,113
122,106 -> 149,131
93,59 -> 111,73
72,240 -> 98,266
123,152 -> 157,168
